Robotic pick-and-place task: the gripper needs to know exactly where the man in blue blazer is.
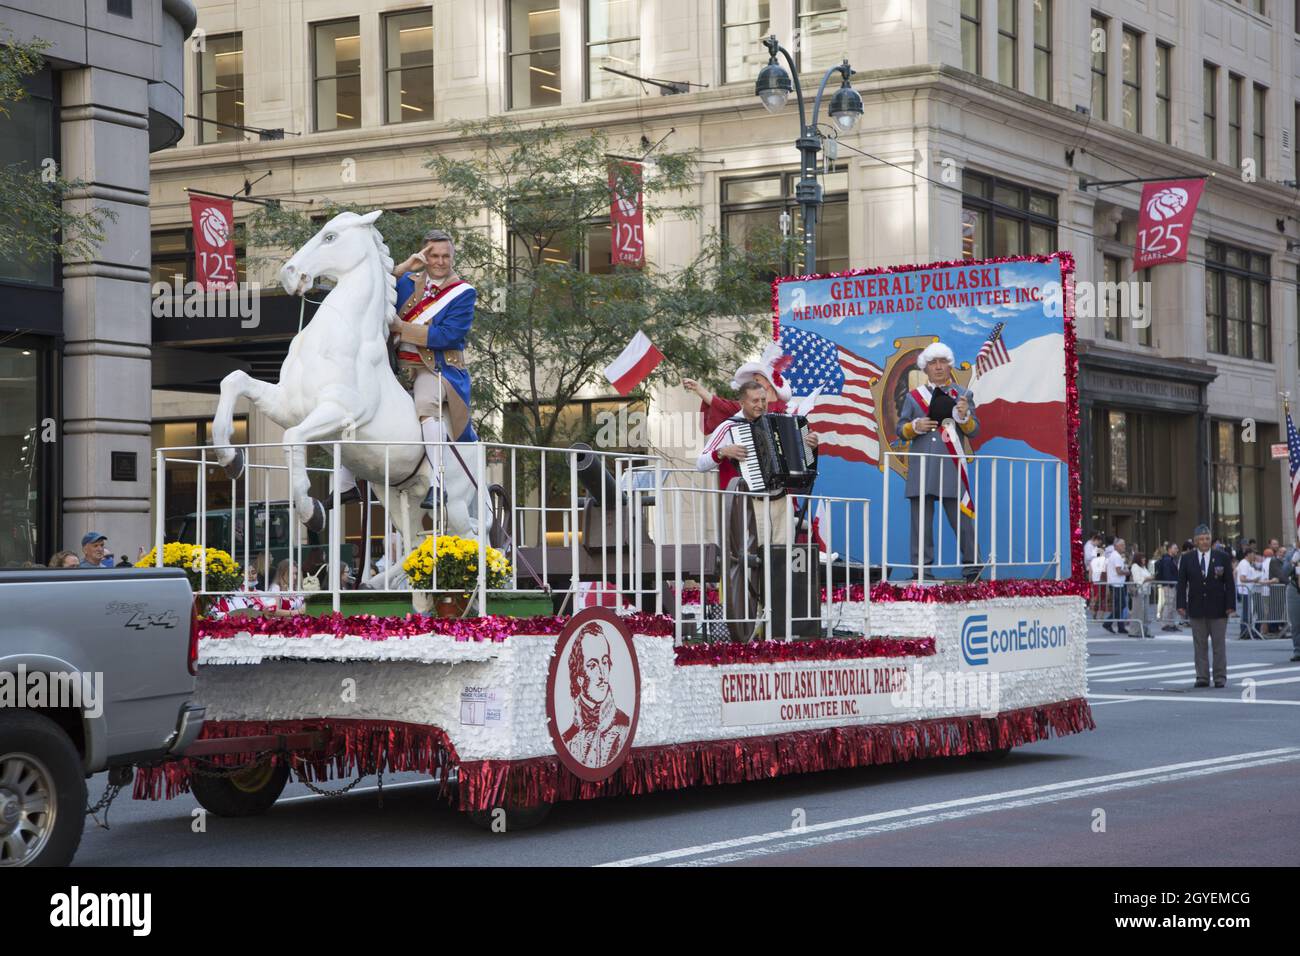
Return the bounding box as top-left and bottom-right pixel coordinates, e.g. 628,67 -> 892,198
1176,523 -> 1236,687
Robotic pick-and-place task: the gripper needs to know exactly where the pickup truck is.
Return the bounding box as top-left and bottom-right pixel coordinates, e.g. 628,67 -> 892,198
0,567 -> 204,866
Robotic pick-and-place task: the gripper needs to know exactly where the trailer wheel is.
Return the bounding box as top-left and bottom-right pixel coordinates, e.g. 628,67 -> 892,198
971,745 -> 1014,762
189,760 -> 289,817
0,711 -> 86,867
466,801 -> 553,832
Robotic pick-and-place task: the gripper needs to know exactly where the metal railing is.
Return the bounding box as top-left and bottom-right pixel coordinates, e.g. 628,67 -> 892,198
879,448 -> 1067,582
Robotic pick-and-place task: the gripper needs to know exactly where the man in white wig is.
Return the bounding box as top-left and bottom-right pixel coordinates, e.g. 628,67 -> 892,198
896,341 -> 980,581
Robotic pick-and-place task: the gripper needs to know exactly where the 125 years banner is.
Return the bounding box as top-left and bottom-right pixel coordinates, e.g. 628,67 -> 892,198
773,254 -> 1074,579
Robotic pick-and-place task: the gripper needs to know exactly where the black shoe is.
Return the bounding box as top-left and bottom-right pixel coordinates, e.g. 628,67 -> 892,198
324,487 -> 361,510
1290,654 -> 1300,662
1214,680 -> 1226,688
962,567 -> 981,583
420,486 -> 437,510
1116,625 -> 1129,634
1162,625 -> 1179,632
1102,623 -> 1114,633
1194,679 -> 1209,688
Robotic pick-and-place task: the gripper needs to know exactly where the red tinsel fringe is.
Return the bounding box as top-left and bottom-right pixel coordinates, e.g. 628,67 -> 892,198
458,697 -> 1094,811
133,718 -> 460,801
673,636 -> 934,665
198,611 -> 676,641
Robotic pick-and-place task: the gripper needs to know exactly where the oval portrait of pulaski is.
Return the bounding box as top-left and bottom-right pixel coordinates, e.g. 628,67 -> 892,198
545,608 -> 641,782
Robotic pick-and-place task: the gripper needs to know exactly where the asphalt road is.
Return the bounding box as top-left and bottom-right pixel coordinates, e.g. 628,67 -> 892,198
74,625 -> 1300,867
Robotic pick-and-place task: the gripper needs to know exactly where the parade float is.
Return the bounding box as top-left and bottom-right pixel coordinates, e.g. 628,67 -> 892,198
134,222 -> 1093,827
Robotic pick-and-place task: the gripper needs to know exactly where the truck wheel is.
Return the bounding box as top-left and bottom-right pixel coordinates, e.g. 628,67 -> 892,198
0,711 -> 87,867
189,760 -> 290,817
466,801 -> 553,832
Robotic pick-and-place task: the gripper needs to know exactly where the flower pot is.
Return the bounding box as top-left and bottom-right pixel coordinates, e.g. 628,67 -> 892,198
435,593 -> 472,618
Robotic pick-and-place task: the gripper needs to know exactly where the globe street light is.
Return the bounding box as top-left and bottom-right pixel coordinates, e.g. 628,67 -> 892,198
754,35 -> 861,273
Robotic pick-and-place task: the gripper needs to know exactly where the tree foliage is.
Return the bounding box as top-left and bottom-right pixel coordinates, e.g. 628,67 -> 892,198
247,120 -> 790,451
0,34 -> 115,267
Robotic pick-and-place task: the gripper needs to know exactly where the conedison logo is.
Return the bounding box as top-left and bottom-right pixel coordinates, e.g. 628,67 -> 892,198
0,666 -> 102,719
961,614 -> 989,666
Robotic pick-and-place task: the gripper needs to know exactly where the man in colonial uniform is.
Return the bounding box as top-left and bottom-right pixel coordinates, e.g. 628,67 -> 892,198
896,341 -> 979,581
388,229 -> 478,509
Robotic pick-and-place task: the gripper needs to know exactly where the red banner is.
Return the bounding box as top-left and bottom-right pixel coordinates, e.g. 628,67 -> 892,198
189,194 -> 238,290
1133,179 -> 1205,270
609,161 -> 645,268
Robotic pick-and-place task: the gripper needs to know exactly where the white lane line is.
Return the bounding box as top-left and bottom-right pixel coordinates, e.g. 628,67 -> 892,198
1089,692 -> 1300,706
1249,675 -> 1300,688
1086,697 -> 1142,706
597,748 -> 1299,868
1158,666 -> 1300,685
1091,662 -> 1275,683
669,752 -> 1300,867
1085,661 -> 1153,673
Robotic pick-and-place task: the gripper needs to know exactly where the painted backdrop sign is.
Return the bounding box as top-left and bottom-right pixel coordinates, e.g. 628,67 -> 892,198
774,254 -> 1075,579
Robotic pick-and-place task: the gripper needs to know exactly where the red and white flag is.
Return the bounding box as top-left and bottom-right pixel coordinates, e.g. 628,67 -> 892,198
967,332 -> 1068,462
609,161 -> 645,268
604,330 -> 663,396
1133,178 -> 1206,270
189,194 -> 238,290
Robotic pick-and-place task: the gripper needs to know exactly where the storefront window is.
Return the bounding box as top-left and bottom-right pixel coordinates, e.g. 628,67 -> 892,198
1212,418 -> 1267,544
0,347 -> 45,566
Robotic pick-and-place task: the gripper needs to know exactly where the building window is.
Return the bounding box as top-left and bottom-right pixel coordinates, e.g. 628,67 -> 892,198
1032,0 -> 1051,100
960,171 -> 1058,260
150,227 -> 247,288
961,0 -> 981,74
0,345 -> 54,567
1154,41 -> 1171,143
1228,73 -> 1243,168
722,1 -> 771,85
587,0 -> 640,99
1205,241 -> 1270,361
313,19 -> 362,131
1211,419 -> 1264,546
383,10 -> 433,124
1252,84 -> 1266,176
796,0 -> 849,74
1203,62 -> 1218,160
997,0 -> 1017,88
0,73 -> 56,286
152,418 -> 249,524
509,220 -> 614,277
1090,12 -> 1108,121
1101,255 -> 1124,340
721,168 -> 849,278
1120,27 -> 1141,133
509,1 -> 561,108
196,33 -> 243,144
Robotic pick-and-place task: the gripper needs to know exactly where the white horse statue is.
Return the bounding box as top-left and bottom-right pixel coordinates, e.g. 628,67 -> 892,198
211,210 -> 481,586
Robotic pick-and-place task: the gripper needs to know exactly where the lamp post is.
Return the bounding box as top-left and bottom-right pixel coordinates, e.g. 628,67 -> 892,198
755,35 -> 863,274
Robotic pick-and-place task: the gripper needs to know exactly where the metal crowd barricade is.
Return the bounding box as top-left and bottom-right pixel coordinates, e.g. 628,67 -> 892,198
1086,581 -> 1153,638
1242,583 -> 1290,640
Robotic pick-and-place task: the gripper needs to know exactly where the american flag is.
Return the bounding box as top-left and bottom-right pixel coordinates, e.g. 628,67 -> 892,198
1287,408 -> 1300,540
779,326 -> 884,465
974,322 -> 1010,377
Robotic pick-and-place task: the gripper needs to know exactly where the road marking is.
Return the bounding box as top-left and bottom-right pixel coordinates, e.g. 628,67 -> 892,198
1085,661 -> 1153,673
1249,675 -> 1300,688
597,748 -> 1299,867
1089,692 -> 1300,706
1158,666 -> 1300,685
1091,662 -> 1276,683
665,752 -> 1300,867
1087,696 -> 1142,706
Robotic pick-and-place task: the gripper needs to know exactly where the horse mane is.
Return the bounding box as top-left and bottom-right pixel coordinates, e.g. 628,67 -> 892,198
369,225 -> 398,331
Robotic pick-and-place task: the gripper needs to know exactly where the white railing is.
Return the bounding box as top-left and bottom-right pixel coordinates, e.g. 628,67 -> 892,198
154,437 -> 1062,638
879,448 -> 1067,583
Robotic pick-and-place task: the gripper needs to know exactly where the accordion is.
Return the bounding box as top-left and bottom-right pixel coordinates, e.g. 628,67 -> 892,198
728,413 -> 817,495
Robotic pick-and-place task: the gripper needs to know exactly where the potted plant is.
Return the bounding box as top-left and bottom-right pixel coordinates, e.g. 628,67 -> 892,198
402,535 -> 511,617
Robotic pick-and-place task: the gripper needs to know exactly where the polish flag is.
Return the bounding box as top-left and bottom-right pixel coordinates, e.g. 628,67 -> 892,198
967,332 -> 1068,461
604,331 -> 663,396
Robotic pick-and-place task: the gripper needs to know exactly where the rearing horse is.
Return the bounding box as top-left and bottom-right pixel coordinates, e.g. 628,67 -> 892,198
211,210 -> 481,581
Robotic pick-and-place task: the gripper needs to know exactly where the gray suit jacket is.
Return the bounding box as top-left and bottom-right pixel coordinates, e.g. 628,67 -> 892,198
897,383 -> 979,498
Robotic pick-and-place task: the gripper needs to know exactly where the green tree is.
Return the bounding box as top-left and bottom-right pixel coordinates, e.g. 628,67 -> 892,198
0,34 -> 115,267
246,120 -> 788,450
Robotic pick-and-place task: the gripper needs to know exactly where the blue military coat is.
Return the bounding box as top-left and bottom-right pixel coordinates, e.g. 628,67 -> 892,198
896,382 -> 978,499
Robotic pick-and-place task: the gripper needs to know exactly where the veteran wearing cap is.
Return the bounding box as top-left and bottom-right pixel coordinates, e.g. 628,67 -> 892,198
896,341 -> 979,581
78,531 -> 112,568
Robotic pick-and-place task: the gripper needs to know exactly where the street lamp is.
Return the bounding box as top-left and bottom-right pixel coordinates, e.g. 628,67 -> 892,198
754,35 -> 862,273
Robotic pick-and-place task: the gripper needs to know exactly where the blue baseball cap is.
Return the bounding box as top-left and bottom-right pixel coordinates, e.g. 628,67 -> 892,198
81,531 -> 107,547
